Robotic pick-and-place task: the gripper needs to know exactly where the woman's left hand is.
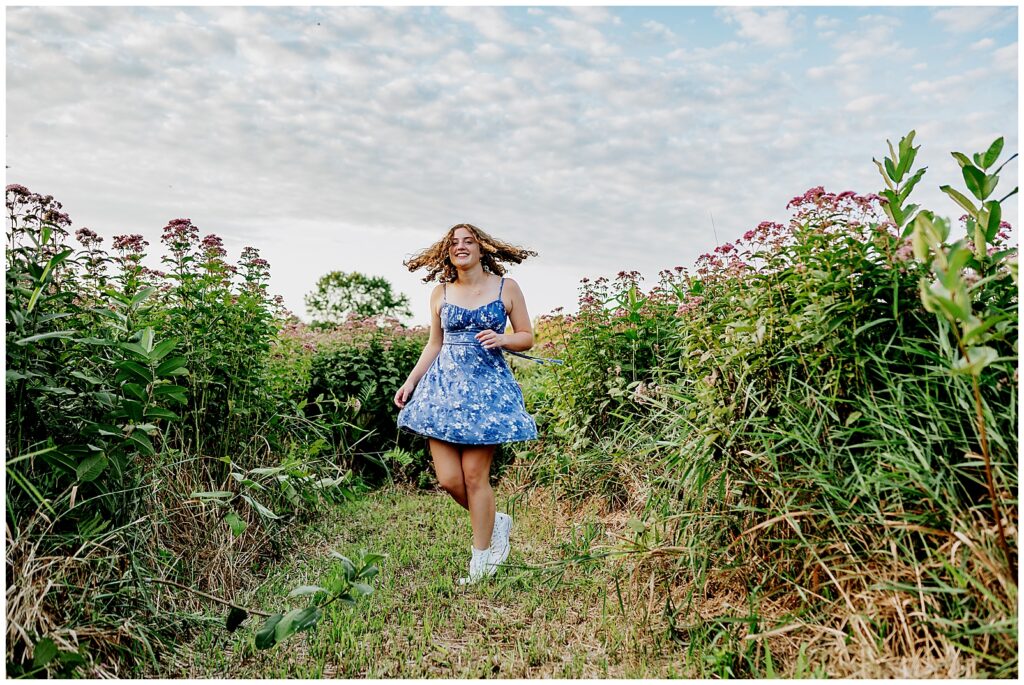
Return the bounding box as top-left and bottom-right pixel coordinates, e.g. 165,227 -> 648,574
475,330 -> 506,350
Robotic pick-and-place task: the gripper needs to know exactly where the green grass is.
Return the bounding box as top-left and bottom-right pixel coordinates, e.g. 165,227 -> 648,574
178,486 -> 691,678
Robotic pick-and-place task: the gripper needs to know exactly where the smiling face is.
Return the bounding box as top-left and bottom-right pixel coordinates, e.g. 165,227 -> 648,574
448,226 -> 482,269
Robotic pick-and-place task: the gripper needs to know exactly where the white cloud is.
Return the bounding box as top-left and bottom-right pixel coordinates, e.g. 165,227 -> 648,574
568,7 -> 620,25
642,20 -> 676,41
932,6 -> 1015,34
548,14 -> 621,58
717,7 -> 800,48
970,37 -> 995,51
443,6 -> 530,46
845,94 -> 886,113
814,15 -> 841,30
993,42 -> 1017,73
909,68 -> 988,106
4,5 -> 1017,324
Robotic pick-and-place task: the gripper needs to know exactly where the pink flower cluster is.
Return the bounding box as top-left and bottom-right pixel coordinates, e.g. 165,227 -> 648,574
112,234 -> 149,254
162,218 -> 199,257
75,227 -> 103,248
276,317 -> 428,356
786,186 -> 881,213
675,294 -> 704,316
201,233 -> 227,259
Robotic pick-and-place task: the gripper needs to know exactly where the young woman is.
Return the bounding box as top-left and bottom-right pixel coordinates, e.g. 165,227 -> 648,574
394,223 -> 538,585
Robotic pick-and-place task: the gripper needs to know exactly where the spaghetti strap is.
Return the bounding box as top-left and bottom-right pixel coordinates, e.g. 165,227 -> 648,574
498,277 -> 505,299
443,283 -> 447,302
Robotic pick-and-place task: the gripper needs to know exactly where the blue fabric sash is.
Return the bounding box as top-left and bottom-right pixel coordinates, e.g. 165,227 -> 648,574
442,329 -> 564,365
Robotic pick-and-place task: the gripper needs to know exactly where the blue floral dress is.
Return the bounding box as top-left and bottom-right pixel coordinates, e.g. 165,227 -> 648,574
397,278 -> 538,445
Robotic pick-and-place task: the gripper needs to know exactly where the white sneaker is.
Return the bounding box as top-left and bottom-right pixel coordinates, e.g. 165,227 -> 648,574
457,546 -> 493,586
487,512 -> 513,570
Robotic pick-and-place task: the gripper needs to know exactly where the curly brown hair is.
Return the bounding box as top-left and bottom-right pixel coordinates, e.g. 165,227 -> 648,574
404,223 -> 538,283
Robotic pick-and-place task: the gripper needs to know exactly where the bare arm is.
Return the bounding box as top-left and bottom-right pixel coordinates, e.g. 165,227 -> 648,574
475,278 -> 534,352
394,285 -> 444,408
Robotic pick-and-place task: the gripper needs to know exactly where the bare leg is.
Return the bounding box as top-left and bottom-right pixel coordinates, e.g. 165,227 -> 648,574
461,445 -> 497,551
429,438 -> 468,510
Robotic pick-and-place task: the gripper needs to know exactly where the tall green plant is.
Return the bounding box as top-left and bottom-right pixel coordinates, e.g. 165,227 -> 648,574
877,132 -> 1018,581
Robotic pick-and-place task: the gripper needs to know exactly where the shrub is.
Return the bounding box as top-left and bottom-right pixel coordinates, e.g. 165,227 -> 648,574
520,132 -> 1018,677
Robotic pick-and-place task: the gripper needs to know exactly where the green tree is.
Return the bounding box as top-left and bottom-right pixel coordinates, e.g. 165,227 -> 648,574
305,271 -> 411,326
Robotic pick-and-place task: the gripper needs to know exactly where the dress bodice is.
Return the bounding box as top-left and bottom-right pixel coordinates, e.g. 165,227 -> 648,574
441,299 -> 507,333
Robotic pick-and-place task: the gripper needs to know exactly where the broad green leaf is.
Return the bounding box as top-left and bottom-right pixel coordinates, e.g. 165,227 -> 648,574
14,330 -> 77,345
69,370 -> 104,385
902,203 -> 919,227
118,341 -> 149,358
241,494 -> 280,520
962,165 -> 985,199
32,638 -> 58,668
231,472 -> 266,490
963,314 -> 1007,345
888,202 -> 904,227
898,167 -> 927,203
287,585 -> 328,598
126,431 -> 156,456
273,608 -> 305,643
291,606 -> 322,633
912,213 -> 938,260
144,406 -> 180,421
940,184 -> 978,218
140,327 -> 155,353
873,158 -> 895,190
897,129 -> 916,158
922,280 -> 970,320
249,466 -> 285,476
153,384 -> 188,404
331,551 -> 357,579
952,346 -> 998,375
883,156 -> 897,182
626,518 -> 647,534
190,490 -> 234,500
129,287 -> 157,309
254,613 -> 283,649
6,369 -> 40,382
894,146 -> 911,180
122,383 -> 147,402
149,337 -> 178,362
951,151 -> 971,168
981,173 -> 999,200
901,144 -> 919,176
945,245 -> 972,284
156,356 -> 188,377
351,582 -> 374,597
984,201 -> 1002,242
76,454 -> 108,483
361,553 -> 387,568
225,606 -> 248,632
116,360 -> 152,384
224,510 -> 248,536
982,137 -> 1004,168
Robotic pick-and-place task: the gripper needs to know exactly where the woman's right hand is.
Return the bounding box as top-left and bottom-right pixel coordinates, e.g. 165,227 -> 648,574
394,381 -> 416,408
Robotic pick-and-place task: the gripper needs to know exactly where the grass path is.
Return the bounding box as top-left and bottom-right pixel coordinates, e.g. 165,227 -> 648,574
180,485 -> 691,678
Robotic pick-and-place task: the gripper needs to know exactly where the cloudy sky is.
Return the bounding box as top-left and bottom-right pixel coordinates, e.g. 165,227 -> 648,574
6,3 -> 1019,325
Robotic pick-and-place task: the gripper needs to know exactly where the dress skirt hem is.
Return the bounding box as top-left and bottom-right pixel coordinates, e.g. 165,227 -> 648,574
397,423 -> 537,446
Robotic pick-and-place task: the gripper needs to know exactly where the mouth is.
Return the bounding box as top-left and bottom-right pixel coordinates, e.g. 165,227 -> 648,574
454,252 -> 470,258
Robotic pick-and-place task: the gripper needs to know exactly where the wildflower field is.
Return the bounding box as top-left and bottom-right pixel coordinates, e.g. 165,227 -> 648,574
5,131 -> 1018,677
